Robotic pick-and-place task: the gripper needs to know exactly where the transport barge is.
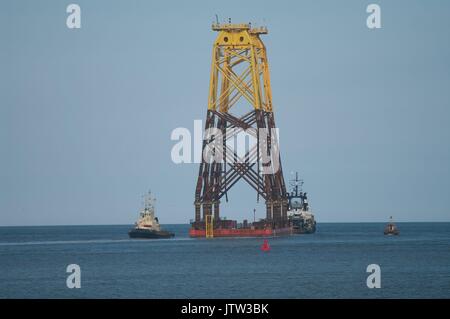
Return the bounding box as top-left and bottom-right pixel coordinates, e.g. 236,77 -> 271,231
189,204 -> 293,238
189,224 -> 292,238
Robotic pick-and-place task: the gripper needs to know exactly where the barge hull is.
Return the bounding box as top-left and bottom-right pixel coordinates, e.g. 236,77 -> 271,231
189,227 -> 292,238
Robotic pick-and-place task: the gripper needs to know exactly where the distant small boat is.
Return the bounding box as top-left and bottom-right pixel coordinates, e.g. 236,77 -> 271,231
384,216 -> 399,235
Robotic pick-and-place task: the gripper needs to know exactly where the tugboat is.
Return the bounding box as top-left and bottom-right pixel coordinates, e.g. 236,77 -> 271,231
384,216 -> 399,235
128,191 -> 174,239
287,172 -> 316,234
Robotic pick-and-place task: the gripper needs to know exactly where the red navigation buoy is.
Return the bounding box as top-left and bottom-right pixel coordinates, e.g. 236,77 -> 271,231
261,239 -> 270,252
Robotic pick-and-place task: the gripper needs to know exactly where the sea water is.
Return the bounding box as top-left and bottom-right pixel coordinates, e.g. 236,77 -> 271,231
0,223 -> 449,298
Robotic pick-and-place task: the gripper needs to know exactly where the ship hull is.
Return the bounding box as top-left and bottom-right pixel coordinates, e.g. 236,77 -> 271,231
384,230 -> 399,236
189,227 -> 292,238
384,223 -> 399,235
292,226 -> 316,234
128,228 -> 174,239
291,217 -> 316,234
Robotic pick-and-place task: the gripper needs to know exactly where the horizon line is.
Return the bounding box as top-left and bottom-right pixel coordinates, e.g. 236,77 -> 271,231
1,221 -> 450,227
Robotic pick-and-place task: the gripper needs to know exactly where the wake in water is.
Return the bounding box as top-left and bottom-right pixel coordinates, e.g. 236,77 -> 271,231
0,237 -> 192,246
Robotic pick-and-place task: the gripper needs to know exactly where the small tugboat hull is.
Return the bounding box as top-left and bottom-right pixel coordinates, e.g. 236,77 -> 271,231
384,230 -> 400,235
128,228 -> 174,239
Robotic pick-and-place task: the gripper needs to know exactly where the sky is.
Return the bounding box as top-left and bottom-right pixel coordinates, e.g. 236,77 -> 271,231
1,0 -> 450,225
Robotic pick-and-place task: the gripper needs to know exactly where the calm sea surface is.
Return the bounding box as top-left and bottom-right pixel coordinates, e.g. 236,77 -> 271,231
0,223 -> 449,298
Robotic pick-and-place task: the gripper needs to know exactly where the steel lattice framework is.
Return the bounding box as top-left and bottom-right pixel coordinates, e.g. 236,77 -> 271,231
194,23 -> 288,229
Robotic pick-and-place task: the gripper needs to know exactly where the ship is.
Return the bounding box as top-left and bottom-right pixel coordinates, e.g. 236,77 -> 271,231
384,216 -> 399,235
287,173 -> 316,234
128,191 -> 175,239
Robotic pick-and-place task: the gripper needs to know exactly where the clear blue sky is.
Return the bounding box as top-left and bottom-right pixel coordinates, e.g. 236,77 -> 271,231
1,0 -> 449,225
